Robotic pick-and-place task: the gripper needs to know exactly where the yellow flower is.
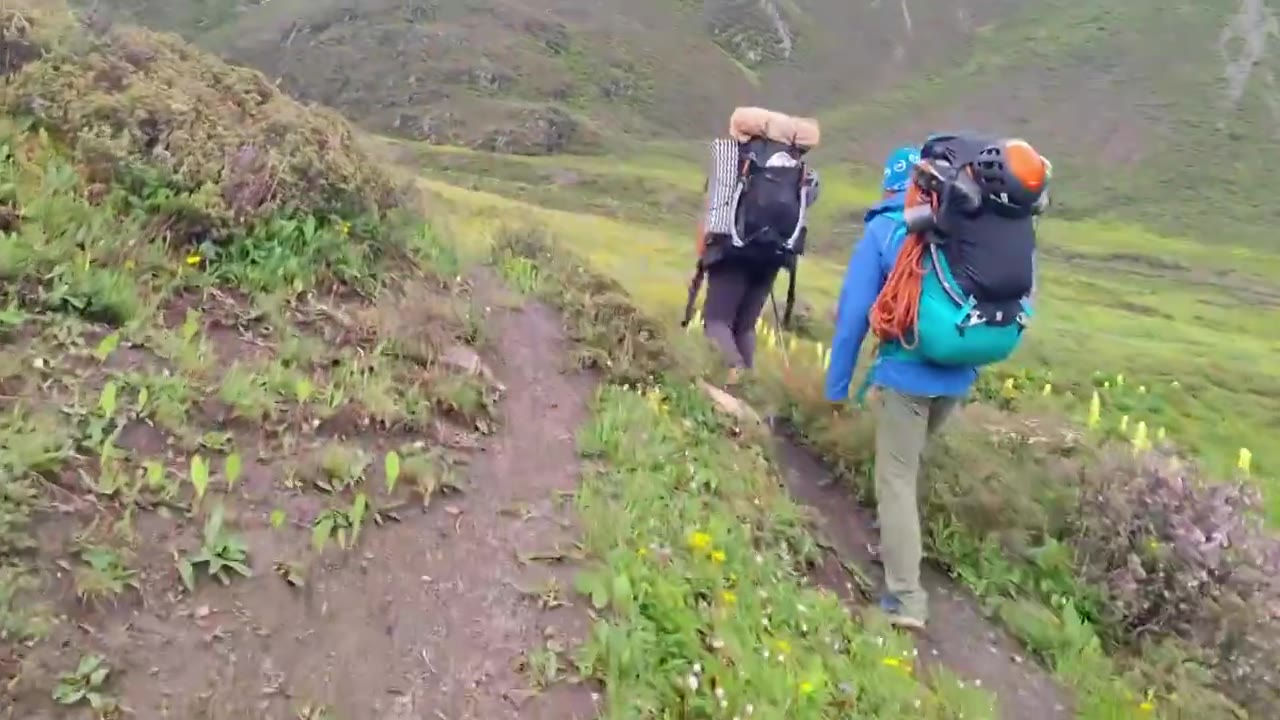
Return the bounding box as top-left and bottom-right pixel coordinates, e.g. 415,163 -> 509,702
881,657 -> 901,668
123,259 -> 136,270
636,547 -> 648,558
1238,448 -> 1253,475
1139,701 -> 1155,713
710,550 -> 726,563
774,639 -> 791,655
339,221 -> 352,236
185,254 -> 202,266
1132,421 -> 1150,453
688,531 -> 712,551
799,681 -> 814,695
720,590 -> 737,605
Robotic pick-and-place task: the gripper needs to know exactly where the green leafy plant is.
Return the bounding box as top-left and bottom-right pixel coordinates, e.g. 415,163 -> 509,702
189,454 -> 210,501
52,653 -> 117,713
176,502 -> 252,591
384,450 -> 401,493
70,545 -> 139,603
311,493 -> 369,552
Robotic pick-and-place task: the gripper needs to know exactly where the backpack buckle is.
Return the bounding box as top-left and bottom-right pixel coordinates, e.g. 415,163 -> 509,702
960,307 -> 985,328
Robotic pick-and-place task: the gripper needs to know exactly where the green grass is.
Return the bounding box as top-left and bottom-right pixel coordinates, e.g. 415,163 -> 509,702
573,383 -> 997,718
416,151 -> 1280,495
0,114 -> 497,713
489,225 -> 1234,719
425,140 -> 1280,716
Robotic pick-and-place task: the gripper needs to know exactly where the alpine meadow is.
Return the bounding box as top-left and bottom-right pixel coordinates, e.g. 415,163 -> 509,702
1,1 -> 1278,719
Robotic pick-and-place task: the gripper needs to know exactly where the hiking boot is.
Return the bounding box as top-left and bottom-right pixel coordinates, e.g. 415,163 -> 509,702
878,594 -> 926,631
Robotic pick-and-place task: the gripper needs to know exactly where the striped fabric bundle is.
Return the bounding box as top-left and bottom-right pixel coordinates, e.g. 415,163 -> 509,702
704,138 -> 741,238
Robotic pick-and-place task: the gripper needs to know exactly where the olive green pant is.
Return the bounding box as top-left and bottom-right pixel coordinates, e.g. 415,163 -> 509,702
875,389 -> 961,621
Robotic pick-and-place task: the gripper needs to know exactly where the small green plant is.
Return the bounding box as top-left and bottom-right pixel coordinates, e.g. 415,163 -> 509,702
189,454 -> 210,501
314,443 -> 370,494
70,545 -> 139,603
218,364 -> 278,421
499,255 -> 540,294
176,502 -> 252,591
224,452 -> 243,491
52,653 -> 117,713
384,450 -> 401,493
521,644 -> 563,689
92,331 -> 120,363
311,493 -> 369,552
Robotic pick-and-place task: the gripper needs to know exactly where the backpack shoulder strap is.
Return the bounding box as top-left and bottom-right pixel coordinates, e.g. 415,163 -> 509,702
864,205 -> 903,224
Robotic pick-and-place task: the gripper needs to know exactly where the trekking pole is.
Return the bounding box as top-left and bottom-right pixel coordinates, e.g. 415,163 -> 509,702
768,289 -> 790,367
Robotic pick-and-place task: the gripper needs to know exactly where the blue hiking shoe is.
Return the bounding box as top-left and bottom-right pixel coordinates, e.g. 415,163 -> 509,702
878,594 -> 926,631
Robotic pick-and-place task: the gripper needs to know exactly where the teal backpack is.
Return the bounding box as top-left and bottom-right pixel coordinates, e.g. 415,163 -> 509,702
875,132 -> 1048,369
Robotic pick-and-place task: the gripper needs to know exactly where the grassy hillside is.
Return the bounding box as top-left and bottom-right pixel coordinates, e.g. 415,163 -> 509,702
88,0 -> 1275,252
824,0 -> 1280,249
7,1 -> 1280,717
406,148 -> 1280,501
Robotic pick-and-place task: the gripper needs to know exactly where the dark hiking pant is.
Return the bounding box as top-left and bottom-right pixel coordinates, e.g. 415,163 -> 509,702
702,260 -> 779,369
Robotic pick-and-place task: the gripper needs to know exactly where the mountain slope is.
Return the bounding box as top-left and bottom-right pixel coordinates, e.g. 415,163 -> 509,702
89,0 -> 1280,249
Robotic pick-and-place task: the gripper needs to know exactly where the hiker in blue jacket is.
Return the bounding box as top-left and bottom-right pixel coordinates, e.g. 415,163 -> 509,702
824,144 -> 976,631
824,137 -> 1047,631
826,145 -> 978,403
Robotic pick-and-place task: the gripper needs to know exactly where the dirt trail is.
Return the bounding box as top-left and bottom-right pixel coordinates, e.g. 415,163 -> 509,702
10,290 -> 598,720
771,433 -> 1074,720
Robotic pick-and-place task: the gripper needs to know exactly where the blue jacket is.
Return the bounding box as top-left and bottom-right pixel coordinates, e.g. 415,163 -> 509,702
824,194 -> 978,401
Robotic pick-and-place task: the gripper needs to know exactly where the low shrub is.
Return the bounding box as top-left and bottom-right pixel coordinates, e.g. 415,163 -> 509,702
755,353 -> 1278,715
2,0 -> 401,242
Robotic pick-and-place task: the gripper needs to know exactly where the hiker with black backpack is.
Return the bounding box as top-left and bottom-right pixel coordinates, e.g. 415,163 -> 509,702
683,107 -> 821,386
824,133 -> 1051,630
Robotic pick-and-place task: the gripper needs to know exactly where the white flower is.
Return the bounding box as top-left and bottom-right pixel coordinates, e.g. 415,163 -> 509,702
687,674 -> 699,692
693,663 -> 702,675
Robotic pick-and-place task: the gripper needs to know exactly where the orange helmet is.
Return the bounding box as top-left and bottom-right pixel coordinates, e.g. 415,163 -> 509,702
972,139 -> 1049,212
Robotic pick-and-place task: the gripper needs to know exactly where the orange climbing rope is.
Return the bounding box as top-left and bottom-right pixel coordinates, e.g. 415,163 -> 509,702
869,180 -> 935,349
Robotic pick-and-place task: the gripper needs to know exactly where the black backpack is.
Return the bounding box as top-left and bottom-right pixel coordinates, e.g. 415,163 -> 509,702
917,132 -> 1039,326
729,137 -> 809,263
681,137 -> 811,329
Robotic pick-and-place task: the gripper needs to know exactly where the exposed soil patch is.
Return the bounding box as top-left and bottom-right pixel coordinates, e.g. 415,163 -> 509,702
2,286 -> 599,720
770,430 -> 1074,720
